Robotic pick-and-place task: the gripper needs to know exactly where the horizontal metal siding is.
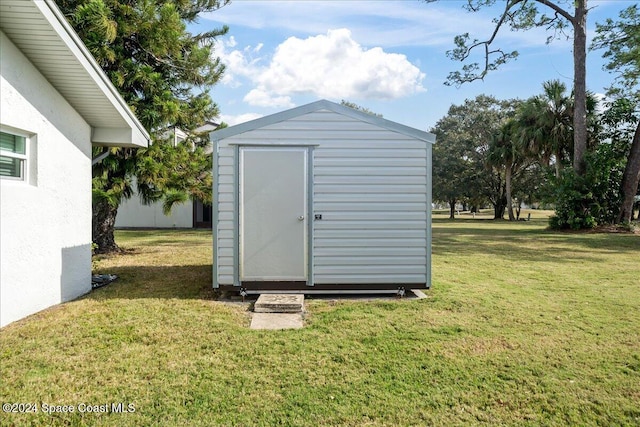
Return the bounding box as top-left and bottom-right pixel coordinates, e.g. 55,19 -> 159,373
215,146 -> 235,284
311,113 -> 427,284
314,247 -> 426,256
316,175 -> 426,184
214,109 -> 428,286
315,274 -> 427,284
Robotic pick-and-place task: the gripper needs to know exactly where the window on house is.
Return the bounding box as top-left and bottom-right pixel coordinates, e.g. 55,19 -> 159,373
0,131 -> 27,180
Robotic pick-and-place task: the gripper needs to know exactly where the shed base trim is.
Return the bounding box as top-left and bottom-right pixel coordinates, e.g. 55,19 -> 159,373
224,282 -> 429,295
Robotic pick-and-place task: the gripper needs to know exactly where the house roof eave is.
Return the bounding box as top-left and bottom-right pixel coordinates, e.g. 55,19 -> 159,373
0,0 -> 149,148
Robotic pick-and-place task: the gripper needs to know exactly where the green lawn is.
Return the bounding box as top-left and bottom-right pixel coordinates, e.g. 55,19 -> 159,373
1,216 -> 639,426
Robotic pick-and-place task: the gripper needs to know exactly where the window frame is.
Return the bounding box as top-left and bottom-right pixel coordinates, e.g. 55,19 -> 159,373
0,127 -> 30,182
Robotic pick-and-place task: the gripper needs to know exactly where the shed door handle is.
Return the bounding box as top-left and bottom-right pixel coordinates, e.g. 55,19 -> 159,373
297,215 -> 305,221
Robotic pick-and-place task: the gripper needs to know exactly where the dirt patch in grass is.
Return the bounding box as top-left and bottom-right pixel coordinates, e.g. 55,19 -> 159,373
590,223 -> 640,234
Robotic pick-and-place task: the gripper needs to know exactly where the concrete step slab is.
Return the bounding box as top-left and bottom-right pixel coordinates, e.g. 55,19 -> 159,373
254,294 -> 304,313
410,289 -> 429,299
250,313 -> 304,330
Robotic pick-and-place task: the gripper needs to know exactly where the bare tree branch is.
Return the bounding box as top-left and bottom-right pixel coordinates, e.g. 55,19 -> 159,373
534,0 -> 575,23
445,0 -> 525,85
443,0 -> 578,87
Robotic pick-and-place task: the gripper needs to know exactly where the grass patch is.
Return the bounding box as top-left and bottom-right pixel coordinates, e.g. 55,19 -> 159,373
1,221 -> 639,426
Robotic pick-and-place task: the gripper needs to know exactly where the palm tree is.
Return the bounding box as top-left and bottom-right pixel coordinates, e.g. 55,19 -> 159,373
518,80 -> 573,178
488,119 -> 528,221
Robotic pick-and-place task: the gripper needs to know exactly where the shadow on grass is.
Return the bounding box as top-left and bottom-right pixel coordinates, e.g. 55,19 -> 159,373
95,225 -> 637,300
115,229 -> 213,247
433,219 -> 561,241
433,223 -> 639,260
87,264 -> 216,301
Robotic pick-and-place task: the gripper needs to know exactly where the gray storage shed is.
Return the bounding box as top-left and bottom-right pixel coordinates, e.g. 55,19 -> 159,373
210,99 -> 435,294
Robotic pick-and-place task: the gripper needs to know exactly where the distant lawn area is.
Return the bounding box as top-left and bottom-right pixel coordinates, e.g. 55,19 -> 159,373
1,214 -> 639,426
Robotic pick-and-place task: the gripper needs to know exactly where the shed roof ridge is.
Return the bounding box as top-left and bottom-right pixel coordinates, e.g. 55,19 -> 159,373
211,99 -> 435,143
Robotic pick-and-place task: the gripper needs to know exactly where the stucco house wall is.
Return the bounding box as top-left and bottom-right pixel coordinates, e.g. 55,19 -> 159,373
115,122 -> 218,229
1,31 -> 92,326
0,0 -> 149,327
116,189 -> 194,228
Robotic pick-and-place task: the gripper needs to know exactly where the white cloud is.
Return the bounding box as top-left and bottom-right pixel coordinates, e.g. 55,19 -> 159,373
260,29 -> 425,100
243,89 -> 294,108
219,113 -> 264,126
215,37 -> 263,87
217,29 -> 425,107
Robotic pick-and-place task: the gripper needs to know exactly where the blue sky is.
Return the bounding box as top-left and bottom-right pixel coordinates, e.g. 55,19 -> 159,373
191,0 -> 635,131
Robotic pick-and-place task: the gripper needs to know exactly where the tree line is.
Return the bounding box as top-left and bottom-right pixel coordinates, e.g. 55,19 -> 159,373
430,1 -> 639,229
432,85 -> 638,227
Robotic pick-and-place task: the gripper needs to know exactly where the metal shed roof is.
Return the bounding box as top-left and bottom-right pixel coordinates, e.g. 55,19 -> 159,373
211,99 -> 436,144
0,0 -> 149,148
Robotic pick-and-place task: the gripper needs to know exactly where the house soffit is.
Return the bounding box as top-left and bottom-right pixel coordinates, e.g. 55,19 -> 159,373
0,0 -> 148,147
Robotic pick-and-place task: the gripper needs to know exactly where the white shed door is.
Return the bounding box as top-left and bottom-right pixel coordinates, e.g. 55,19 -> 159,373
240,148 -> 307,281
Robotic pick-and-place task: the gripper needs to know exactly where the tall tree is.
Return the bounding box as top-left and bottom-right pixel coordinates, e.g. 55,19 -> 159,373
487,119 -> 531,221
428,0 -> 590,175
592,4 -> 640,223
432,95 -> 518,219
431,121 -> 471,219
57,0 -> 229,252
511,162 -> 550,218
517,80 -> 573,178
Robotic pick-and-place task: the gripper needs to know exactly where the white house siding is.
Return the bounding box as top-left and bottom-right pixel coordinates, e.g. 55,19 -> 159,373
115,181 -> 194,228
1,32 -> 92,326
214,109 -> 429,286
115,124 -> 217,229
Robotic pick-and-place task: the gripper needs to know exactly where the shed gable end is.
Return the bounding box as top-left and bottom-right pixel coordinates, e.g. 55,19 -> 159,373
213,101 -> 432,290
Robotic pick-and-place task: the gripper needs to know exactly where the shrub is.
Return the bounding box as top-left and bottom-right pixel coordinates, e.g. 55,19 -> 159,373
549,145 -> 625,230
